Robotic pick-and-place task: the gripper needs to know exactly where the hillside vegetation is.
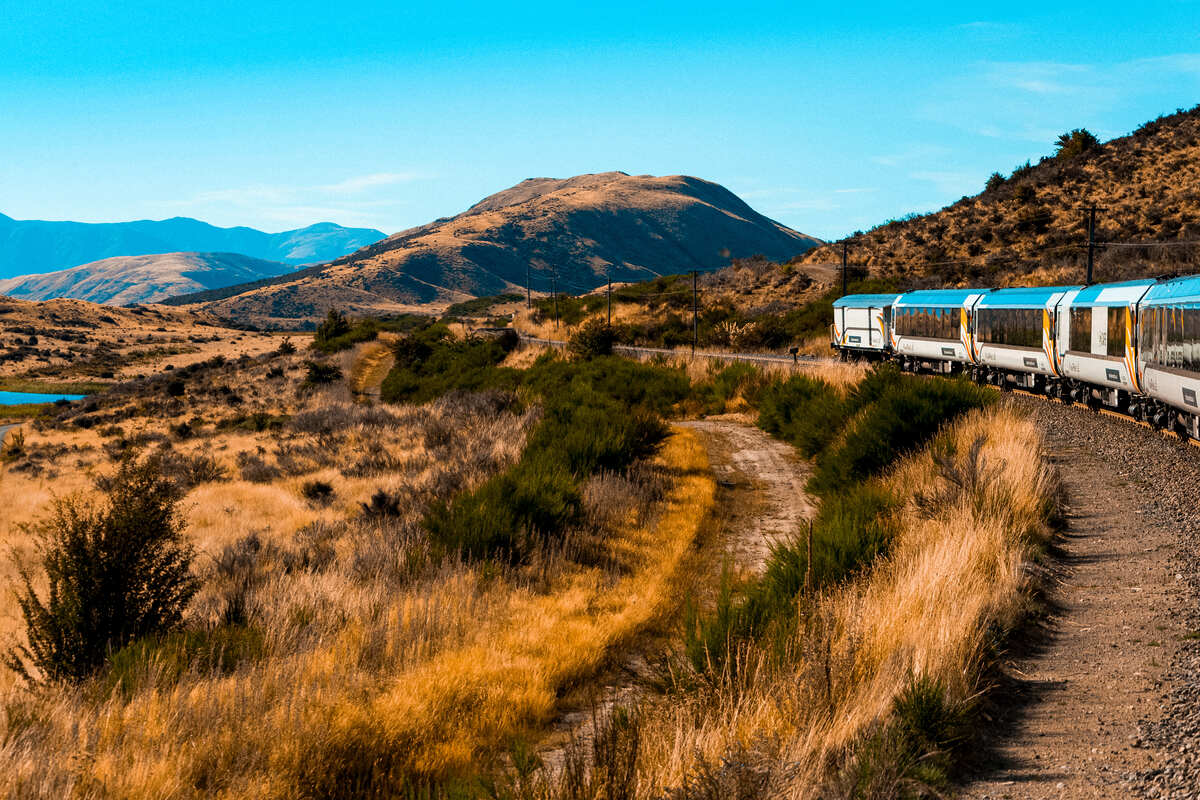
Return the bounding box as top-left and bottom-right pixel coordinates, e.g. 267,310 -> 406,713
801,105 -> 1200,287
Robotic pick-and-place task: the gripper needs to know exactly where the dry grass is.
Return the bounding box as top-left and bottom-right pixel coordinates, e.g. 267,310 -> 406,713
0,349 -> 715,799
631,404 -> 1056,795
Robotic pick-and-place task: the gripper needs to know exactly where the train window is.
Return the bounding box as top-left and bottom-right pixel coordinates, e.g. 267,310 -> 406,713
977,308 -> 1041,348
1069,307 -> 1091,352
895,305 -> 958,339
1107,307 -> 1127,357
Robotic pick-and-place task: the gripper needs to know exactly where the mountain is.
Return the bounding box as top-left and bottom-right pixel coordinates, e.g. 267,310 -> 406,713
0,252 -> 299,305
191,172 -> 821,327
0,215 -> 386,280
800,104 -> 1200,288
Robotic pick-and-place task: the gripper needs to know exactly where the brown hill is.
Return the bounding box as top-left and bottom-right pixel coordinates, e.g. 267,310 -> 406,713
195,172 -> 821,328
801,105 -> 1200,288
0,252 -> 297,305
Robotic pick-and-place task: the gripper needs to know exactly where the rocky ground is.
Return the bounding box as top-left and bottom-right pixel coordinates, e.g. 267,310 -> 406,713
963,394 -> 1200,799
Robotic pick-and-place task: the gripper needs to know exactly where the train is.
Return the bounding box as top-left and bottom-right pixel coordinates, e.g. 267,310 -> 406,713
831,275 -> 1200,440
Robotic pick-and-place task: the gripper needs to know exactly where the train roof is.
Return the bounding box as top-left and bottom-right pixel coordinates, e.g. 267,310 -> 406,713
893,288 -> 987,307
1141,274 -> 1200,305
975,285 -> 1081,309
1072,278 -> 1157,307
831,293 -> 902,309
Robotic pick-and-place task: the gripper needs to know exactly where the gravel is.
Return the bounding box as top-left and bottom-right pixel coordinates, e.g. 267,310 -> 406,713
1006,395 -> 1200,800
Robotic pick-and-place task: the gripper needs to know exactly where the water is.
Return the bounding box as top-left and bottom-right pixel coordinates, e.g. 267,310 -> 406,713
0,390 -> 86,406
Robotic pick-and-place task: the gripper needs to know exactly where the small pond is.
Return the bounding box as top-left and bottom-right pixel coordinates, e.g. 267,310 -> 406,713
0,390 -> 86,405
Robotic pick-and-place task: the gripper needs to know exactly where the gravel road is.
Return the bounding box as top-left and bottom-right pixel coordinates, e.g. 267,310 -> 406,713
962,395 -> 1200,799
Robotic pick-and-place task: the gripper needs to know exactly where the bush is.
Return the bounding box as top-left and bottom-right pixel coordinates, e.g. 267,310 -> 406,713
303,360 -> 343,387
1055,128 -> 1100,160
166,378 -> 185,397
568,318 -> 616,359
6,457 -> 199,683
380,324 -> 520,405
809,374 -> 992,495
313,309 -> 352,351
301,479 -> 335,505
756,374 -> 848,457
984,171 -> 1006,192
275,337 -> 297,356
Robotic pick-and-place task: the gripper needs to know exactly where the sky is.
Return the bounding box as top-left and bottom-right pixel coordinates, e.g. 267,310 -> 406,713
1,1 -> 1198,241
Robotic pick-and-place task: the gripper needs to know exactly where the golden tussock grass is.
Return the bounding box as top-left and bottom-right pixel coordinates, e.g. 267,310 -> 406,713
0,420 -> 714,798
633,405 -> 1057,795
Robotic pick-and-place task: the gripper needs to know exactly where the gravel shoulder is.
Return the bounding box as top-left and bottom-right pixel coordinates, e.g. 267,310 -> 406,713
962,395 -> 1200,799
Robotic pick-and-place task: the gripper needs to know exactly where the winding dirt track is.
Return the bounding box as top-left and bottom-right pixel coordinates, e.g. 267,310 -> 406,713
679,416 -> 814,574
962,397 -> 1193,799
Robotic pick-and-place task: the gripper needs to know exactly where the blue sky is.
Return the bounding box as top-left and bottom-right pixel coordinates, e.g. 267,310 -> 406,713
1,1 -> 1198,241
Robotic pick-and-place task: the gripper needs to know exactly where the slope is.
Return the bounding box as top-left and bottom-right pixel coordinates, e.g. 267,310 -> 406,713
0,252 -> 298,305
197,172 -> 822,327
801,105 -> 1200,288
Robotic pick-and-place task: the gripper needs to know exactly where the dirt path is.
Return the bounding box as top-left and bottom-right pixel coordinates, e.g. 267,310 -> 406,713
349,341 -> 395,400
962,398 -> 1194,799
0,424 -> 17,448
541,420 -> 815,769
679,416 -> 815,574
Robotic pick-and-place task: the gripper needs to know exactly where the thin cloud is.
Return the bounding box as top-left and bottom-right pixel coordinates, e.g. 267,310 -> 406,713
319,172 -> 424,194
179,171 -> 431,230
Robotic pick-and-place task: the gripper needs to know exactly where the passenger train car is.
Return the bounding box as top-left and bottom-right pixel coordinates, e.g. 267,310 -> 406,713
831,274 -> 1200,440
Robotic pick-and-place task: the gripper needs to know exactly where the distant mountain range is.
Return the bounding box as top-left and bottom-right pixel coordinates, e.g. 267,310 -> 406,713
186,172 -> 821,326
0,252 -> 298,305
0,214 -> 385,280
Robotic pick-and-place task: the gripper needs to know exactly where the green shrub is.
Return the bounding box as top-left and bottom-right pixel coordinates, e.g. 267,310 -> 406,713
380,325 -> 520,405
567,318 -> 616,359
689,362 -> 770,415
312,309 -> 353,351
810,375 -> 992,495
425,455 -> 581,560
6,457 -> 199,683
303,360 -> 343,387
756,374 -> 848,457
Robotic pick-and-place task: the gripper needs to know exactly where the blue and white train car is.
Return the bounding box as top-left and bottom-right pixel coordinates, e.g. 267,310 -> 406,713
830,294 -> 901,360
1058,279 -> 1157,408
891,289 -> 988,373
1135,275 -> 1200,438
971,285 -> 1080,392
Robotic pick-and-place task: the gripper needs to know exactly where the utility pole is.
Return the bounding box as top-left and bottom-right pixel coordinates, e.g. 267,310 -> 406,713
607,277 -> 612,326
1085,206 -> 1097,285
692,270 -> 698,356
526,264 -> 531,309
552,273 -> 559,330
841,240 -> 848,298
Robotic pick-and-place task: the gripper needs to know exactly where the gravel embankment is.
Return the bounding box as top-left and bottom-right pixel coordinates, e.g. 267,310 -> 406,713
1007,395 -> 1200,799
